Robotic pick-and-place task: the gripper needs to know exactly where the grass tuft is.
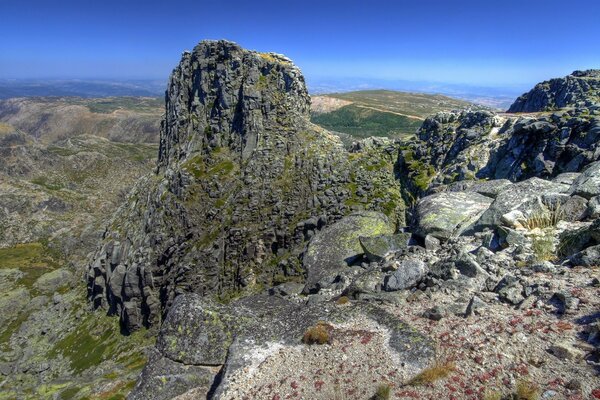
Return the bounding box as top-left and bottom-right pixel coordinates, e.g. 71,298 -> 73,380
372,383 -> 391,400
302,322 -> 331,345
522,203 -> 563,230
516,380 -> 540,400
407,361 -> 455,386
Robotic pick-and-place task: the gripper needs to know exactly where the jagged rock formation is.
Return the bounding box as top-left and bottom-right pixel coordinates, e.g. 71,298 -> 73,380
397,105 -> 599,199
87,40 -> 404,332
508,69 -> 600,112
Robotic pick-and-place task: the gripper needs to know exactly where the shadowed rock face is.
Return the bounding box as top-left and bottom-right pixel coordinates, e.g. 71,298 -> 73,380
86,40 -> 404,332
508,69 -> 600,113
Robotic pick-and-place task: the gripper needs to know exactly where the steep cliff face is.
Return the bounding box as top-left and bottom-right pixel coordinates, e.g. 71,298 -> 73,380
508,69 -> 600,112
86,40 -> 404,332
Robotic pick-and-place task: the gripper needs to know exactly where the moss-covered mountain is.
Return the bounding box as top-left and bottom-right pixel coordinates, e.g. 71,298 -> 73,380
87,40 -> 406,333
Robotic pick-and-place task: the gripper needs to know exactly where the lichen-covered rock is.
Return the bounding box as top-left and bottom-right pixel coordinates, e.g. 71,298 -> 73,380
302,211 -> 393,293
570,244 -> 600,267
155,295 -> 238,365
476,178 -> 569,228
137,293 -> 435,398
359,232 -> 414,262
128,349 -> 216,400
33,268 -> 73,294
569,160 -> 600,199
414,191 -> 493,240
383,259 -> 428,291
508,69 -> 600,112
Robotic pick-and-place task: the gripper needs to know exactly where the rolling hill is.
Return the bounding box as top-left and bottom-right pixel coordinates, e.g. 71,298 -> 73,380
311,89 -> 478,140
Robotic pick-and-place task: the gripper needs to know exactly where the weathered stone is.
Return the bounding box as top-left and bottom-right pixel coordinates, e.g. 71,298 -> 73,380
570,244 -> 600,267
33,268 -> 73,294
569,160 -> 600,199
359,232 -> 414,262
303,211 -> 393,293
548,341 -> 584,360
586,196 -> 600,219
414,191 -> 493,240
494,275 -> 524,305
129,349 -> 216,400
477,178 -> 569,228
383,259 -> 428,291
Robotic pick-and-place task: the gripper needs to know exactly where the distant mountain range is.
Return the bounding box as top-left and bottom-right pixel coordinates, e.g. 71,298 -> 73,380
307,77 -> 527,110
0,77 -> 523,110
0,79 -> 166,99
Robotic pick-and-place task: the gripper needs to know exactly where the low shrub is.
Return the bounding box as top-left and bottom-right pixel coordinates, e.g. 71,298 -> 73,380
302,322 -> 331,345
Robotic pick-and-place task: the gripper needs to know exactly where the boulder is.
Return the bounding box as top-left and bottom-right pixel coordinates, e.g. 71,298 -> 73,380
569,161 -> 600,199
156,295 -> 240,365
383,259 -> 428,291
302,211 -> 393,293
570,244 -> 600,267
414,191 -> 493,240
359,232 -> 414,262
0,268 -> 23,292
128,349 -> 216,400
0,288 -> 29,325
465,179 -> 513,198
587,196 -> 600,219
477,178 -> 569,228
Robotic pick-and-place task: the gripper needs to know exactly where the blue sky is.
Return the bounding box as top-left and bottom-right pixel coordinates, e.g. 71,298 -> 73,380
1,0 -> 599,88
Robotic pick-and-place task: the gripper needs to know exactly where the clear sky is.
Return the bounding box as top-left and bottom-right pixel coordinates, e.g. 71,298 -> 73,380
2,0 -> 599,87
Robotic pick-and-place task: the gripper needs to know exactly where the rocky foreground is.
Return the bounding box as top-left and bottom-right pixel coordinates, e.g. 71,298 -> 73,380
82,41 -> 600,399
2,40 -> 600,399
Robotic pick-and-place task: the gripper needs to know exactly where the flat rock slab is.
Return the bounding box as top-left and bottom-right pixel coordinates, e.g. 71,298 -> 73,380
140,293 -> 435,399
303,211 -> 393,293
128,348 -> 217,400
414,191 -> 493,240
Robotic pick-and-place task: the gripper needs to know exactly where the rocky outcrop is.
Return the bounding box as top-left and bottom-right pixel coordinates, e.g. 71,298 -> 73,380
397,106 -> 600,198
130,293 -> 435,399
508,69 -> 600,112
86,41 -> 405,332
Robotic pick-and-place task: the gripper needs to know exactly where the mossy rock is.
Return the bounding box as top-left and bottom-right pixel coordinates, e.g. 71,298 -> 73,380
303,211 -> 394,293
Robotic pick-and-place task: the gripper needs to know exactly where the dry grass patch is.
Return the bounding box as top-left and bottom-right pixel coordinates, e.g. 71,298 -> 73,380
516,380 -> 540,400
407,361 -> 455,386
302,322 -> 331,345
372,383 -> 391,399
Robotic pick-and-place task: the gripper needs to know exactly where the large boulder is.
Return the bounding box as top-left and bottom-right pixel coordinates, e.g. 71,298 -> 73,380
476,177 -> 570,228
414,191 -> 493,240
129,349 -> 216,400
569,161 -> 600,199
303,211 -> 393,293
359,232 -> 414,262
